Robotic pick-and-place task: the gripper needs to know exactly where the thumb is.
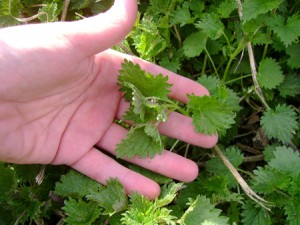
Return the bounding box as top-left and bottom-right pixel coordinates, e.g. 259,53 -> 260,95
66,0 -> 137,57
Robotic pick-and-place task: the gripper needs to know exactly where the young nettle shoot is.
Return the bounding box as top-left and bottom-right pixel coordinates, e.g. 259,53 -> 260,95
116,59 -> 236,159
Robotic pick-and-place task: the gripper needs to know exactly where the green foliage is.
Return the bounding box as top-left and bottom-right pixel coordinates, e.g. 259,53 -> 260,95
266,14 -> 300,47
121,183 -> 183,225
63,199 -> 102,225
183,31 -> 208,58
1,0 -> 300,224
206,146 -> 244,188
179,195 -> 229,225
241,0 -> 282,23
55,169 -> 103,199
241,200 -> 272,225
257,58 -> 284,90
196,13 -> 225,40
261,104 -> 298,143
86,178 -> 128,216
187,95 -> 236,136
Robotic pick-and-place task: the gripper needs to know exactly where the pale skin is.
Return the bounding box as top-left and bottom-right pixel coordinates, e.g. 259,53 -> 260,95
0,0 -> 217,199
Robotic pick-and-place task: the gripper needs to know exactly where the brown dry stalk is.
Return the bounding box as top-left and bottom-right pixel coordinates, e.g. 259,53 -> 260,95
61,0 -> 71,21
214,145 -> 270,210
236,0 -> 270,109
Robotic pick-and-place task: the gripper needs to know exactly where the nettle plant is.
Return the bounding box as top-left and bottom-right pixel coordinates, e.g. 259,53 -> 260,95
1,0 -> 300,224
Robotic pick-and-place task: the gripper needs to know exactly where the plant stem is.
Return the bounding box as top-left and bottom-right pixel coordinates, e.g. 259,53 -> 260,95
222,42 -> 244,83
61,0 -> 71,21
235,0 -> 269,109
201,53 -> 208,77
214,145 -> 271,210
204,49 -> 219,78
224,74 -> 252,85
173,25 -> 182,47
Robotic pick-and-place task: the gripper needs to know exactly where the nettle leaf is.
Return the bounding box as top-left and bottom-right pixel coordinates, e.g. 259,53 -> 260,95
241,0 -> 281,23
180,195 -> 229,225
118,60 -> 172,101
252,166 -> 291,194
257,58 -> 284,89
196,13 -> 225,40
217,0 -> 237,18
156,182 -> 184,208
38,2 -> 60,22
285,199 -> 300,225
241,200 -> 271,225
116,126 -> 164,159
131,15 -> 168,60
286,43 -> 300,69
278,74 -> 300,97
122,192 -> 177,225
197,76 -> 241,112
266,14 -> 300,47
261,104 -> 298,143
63,198 -> 102,225
169,4 -> 194,27
197,75 -> 219,95
55,170 -> 104,199
268,146 -> 300,178
183,31 -> 208,58
86,178 -> 128,216
147,0 -> 173,15
187,95 -> 236,136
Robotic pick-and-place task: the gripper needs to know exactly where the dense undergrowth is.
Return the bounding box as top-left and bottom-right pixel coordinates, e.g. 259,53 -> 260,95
1,0 -> 300,224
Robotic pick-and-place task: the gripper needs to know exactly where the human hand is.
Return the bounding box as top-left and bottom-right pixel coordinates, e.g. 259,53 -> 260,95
0,0 -> 217,199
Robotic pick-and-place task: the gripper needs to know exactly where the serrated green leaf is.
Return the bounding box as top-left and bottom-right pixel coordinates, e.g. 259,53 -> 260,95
197,75 -> 219,95
156,182 -> 183,208
180,195 -> 229,225
187,95 -> 236,136
169,4 -> 194,27
159,52 -> 182,73
258,58 -> 284,89
196,13 -> 225,40
241,200 -> 271,225
147,0 -> 174,15
116,126 -> 164,159
252,166 -> 291,194
131,15 -> 168,60
122,192 -> 176,225
217,0 -> 237,18
86,178 -> 127,216
241,0 -> 281,23
38,2 -> 59,22
55,170 -> 104,199
183,31 -> 208,58
285,200 -> 300,225
63,198 -> 102,225
286,43 -> 300,69
268,146 -> 300,178
266,14 -> 300,47
278,73 -> 300,97
144,123 -> 161,143
118,60 -> 172,101
261,104 -> 298,143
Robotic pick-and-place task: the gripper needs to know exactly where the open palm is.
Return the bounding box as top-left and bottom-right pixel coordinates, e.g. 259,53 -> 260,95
0,0 -> 217,198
